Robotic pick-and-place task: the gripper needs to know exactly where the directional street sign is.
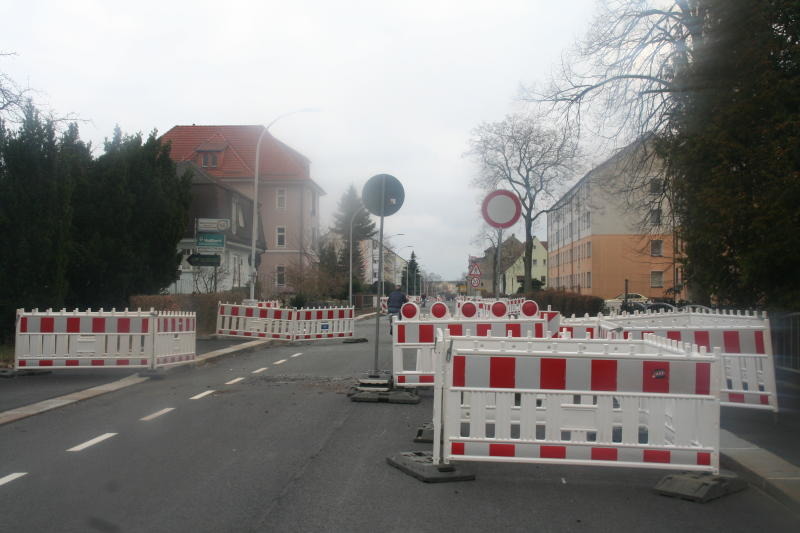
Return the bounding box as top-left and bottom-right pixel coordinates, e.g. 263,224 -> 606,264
197,218 -> 231,232
197,232 -> 225,253
187,254 -> 221,267
468,263 -> 482,278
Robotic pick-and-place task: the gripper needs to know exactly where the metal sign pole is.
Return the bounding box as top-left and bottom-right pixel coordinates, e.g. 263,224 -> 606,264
371,177 -> 386,377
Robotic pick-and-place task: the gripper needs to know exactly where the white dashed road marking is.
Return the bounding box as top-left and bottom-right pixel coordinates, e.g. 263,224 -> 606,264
0,473 -> 27,486
190,390 -> 216,400
274,359 -> 287,365
252,367 -> 268,374
140,408 -> 175,421
290,352 -> 303,358
67,433 -> 117,452
225,377 -> 245,385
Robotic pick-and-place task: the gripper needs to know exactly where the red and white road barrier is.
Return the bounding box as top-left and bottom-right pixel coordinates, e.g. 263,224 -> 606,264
15,308 -> 196,369
599,319 -> 777,411
392,300 -> 555,387
217,303 -> 354,341
432,331 -> 721,473
556,308 -> 779,412
257,300 -> 282,308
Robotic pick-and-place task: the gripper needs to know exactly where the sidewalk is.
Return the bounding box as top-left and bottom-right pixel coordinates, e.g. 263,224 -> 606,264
720,370 -> 800,514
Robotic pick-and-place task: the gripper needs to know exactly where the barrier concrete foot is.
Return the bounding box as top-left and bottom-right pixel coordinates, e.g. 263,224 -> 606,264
414,422 -> 434,443
348,388 -> 421,404
653,470 -> 747,503
387,451 -> 476,483
342,337 -> 368,343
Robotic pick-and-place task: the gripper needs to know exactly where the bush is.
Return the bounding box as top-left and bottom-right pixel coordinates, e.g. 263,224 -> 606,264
129,289 -> 248,335
523,289 -> 604,318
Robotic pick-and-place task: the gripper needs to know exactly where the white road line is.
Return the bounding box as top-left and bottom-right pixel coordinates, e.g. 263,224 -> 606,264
225,377 -> 245,385
0,473 -> 27,487
140,408 -> 175,421
67,433 -> 117,452
274,359 -> 287,365
190,390 -> 216,400
252,367 -> 268,374
290,352 -> 303,358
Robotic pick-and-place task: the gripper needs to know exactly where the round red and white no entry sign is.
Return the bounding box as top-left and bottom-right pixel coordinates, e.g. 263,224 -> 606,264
481,190 -> 521,229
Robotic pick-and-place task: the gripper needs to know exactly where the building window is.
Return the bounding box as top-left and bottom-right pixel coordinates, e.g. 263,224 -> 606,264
587,241 -> 592,258
650,209 -> 662,226
651,239 -> 663,257
276,226 -> 286,248
276,188 -> 286,209
275,265 -> 285,287
650,179 -> 662,195
202,152 -> 218,168
541,276 -> 546,283
651,270 -> 663,288
586,272 -> 592,288
532,259 -> 537,265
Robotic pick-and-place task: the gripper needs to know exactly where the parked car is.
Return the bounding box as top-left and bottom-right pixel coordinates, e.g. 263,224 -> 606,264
603,293 -> 652,313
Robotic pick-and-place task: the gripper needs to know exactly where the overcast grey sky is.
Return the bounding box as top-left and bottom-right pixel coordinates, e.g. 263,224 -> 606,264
3,0 -> 598,280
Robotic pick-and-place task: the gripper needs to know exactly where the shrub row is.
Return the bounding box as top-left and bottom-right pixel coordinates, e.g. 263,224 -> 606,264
523,289 -> 605,318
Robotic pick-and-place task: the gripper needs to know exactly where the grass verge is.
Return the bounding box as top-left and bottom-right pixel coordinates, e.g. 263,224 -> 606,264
0,344 -> 13,368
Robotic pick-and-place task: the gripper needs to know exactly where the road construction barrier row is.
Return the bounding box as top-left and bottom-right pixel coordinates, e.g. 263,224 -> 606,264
15,309 -> 196,370
455,297 -> 526,319
557,309 -> 778,412
392,300 -> 561,387
217,303 -> 354,341
431,331 -> 721,474
257,300 -> 282,308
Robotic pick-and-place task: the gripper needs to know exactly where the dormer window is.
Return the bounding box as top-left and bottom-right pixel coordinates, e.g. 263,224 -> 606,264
202,152 -> 218,168
196,142 -> 227,169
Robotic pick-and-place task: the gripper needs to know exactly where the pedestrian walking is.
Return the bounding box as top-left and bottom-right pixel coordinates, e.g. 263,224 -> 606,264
387,284 -> 408,334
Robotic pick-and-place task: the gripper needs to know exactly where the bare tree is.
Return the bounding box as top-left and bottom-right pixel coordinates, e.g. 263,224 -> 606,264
0,52 -> 31,121
468,112 -> 579,292
527,1 -> 707,219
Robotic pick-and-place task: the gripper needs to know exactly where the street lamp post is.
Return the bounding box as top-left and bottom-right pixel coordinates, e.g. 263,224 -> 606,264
249,109 -> 318,302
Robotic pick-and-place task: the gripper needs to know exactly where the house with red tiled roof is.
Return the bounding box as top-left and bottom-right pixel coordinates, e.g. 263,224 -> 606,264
160,125 -> 324,296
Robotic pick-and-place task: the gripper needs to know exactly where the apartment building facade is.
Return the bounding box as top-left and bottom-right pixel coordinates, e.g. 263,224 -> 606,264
161,125 -> 323,296
547,146 -> 683,300
359,238 -> 408,288
501,238 -> 548,295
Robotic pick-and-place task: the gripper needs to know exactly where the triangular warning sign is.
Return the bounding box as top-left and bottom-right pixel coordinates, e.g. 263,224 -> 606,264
469,263 -> 481,277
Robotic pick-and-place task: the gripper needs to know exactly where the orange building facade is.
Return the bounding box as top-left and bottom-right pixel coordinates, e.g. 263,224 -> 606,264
547,147 -> 684,301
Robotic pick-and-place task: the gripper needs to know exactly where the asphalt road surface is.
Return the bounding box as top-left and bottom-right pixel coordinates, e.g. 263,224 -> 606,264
1,316 -> 798,532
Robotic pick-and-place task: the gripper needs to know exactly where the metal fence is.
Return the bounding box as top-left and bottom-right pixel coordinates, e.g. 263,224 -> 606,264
771,312 -> 800,373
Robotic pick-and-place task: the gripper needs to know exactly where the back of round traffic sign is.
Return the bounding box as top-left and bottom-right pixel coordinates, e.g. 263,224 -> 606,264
481,190 -> 521,229
362,174 -> 405,217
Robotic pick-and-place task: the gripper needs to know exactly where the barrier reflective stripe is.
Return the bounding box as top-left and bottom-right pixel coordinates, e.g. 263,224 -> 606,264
432,332 -> 721,474
451,352 -> 711,395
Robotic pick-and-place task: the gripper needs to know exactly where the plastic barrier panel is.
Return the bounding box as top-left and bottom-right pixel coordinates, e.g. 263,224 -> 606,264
599,319 -> 778,412
15,309 -> 196,369
154,312 -> 197,367
217,303 -> 354,341
432,332 -> 721,474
